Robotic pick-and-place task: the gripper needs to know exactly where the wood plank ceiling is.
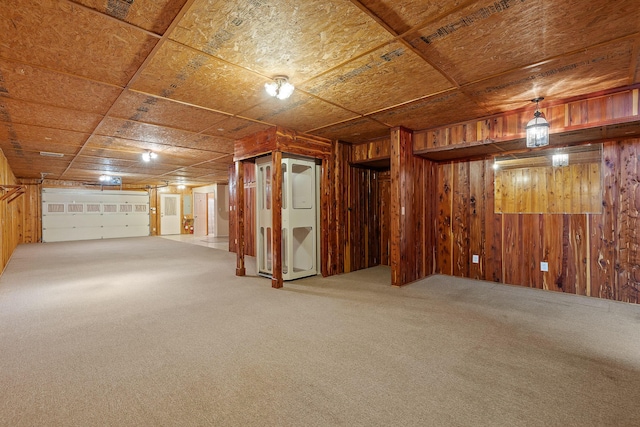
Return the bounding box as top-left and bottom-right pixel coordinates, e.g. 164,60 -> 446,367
1,0 -> 638,186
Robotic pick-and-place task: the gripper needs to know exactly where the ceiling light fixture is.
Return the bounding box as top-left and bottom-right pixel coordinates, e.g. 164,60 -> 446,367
99,175 -> 121,185
39,151 -> 64,157
142,151 -> 158,162
525,97 -> 550,148
265,76 -> 294,100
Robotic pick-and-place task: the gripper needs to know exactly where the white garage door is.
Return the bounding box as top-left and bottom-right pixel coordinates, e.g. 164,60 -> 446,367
42,188 -> 150,243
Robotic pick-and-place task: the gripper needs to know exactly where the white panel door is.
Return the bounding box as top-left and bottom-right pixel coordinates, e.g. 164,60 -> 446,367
160,194 -> 181,235
193,192 -> 207,236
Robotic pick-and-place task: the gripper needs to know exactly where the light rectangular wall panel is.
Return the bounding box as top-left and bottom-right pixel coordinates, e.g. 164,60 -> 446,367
42,189 -> 149,242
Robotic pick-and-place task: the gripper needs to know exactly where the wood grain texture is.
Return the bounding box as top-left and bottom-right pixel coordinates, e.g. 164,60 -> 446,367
433,139 -> 640,304
270,151 -> 283,288
1,0 -> 158,86
235,161 -> 245,276
415,86 -> 640,161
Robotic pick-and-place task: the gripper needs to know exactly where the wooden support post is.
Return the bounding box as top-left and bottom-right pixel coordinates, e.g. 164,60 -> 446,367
271,151 -> 283,288
320,155 -> 330,277
391,127 -> 427,287
235,161 -> 246,276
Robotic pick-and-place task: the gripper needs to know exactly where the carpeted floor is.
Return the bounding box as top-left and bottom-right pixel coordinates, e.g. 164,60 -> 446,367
1,237 -> 639,426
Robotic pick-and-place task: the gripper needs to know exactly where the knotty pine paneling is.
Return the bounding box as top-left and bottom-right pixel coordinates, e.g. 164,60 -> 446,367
435,139 -> 640,304
378,171 -> 391,266
495,163 -> 602,214
1,149 -> 20,274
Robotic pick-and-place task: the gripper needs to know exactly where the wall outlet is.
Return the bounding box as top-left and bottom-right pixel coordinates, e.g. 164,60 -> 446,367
540,262 -> 549,272
472,254 -> 479,264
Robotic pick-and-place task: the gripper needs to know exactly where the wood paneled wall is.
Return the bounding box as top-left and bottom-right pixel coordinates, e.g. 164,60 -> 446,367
390,127 -> 435,286
231,138 -> 386,278
495,163 -> 602,214
415,87 -> 639,150
1,149 -> 20,273
229,162 -> 256,257
434,139 -> 640,304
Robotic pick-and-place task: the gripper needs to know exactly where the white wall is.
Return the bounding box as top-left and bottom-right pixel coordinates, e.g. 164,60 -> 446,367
193,183 -> 229,237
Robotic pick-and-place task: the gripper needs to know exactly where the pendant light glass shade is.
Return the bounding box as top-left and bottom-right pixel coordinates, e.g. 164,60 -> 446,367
525,97 -> 549,148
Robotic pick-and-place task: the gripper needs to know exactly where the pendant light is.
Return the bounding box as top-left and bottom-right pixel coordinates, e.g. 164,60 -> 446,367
525,97 -> 550,148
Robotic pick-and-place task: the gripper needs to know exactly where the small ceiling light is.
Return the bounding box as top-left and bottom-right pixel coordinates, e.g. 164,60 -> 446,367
552,153 -> 569,167
177,184 -> 186,190
526,97 -> 550,148
99,175 -> 109,182
142,151 -> 158,162
39,151 -> 64,158
265,76 -> 295,100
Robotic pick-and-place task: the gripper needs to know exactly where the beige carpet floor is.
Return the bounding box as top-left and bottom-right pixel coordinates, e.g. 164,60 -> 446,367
1,237 -> 640,426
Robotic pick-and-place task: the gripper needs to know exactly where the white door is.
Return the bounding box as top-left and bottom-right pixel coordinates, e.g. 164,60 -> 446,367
207,193 -> 215,235
193,193 -> 207,236
160,194 -> 181,235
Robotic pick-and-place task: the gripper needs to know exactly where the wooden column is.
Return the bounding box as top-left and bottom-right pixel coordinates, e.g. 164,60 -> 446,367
320,155 -> 331,277
390,127 -> 431,286
235,161 -> 246,276
271,151 -> 283,288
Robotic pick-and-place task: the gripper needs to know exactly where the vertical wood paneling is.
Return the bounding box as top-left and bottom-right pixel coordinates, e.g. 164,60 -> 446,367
502,214 -> 522,286
1,149 -> 21,274
522,214 -> 541,288
271,151 -> 283,288
452,162 -> 469,277
235,161 -> 245,276
433,139 -> 640,304
228,164 -> 237,253
390,127 -> 430,286
570,215 -> 588,296
436,163 -> 453,275
468,161 -> 484,280
484,160 -> 502,282
378,171 -> 391,266
618,143 -> 640,303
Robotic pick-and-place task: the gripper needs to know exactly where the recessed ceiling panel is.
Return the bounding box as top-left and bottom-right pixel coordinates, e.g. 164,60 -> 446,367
370,90 -> 488,131
95,117 -> 197,146
0,59 -> 122,114
0,123 -> 89,151
170,0 -> 394,81
201,117 -> 273,140
109,91 -> 231,133
73,0 -> 188,34
0,98 -> 102,133
0,0 -> 158,86
357,0 -> 468,35
1,152 -> 71,179
83,135 -> 163,156
240,92 -> 358,132
465,39 -> 636,114
302,42 -> 453,115
181,134 -> 235,153
406,0 -> 640,85
311,117 -> 390,143
131,41 -> 267,114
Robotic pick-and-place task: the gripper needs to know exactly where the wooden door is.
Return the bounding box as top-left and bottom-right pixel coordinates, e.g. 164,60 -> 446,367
193,192 -> 207,236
